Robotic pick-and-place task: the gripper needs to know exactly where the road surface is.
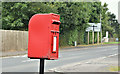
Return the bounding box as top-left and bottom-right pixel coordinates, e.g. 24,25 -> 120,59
1,45 -> 118,72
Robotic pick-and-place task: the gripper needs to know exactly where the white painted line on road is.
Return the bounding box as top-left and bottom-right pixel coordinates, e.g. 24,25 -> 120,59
22,59 -> 39,63
85,56 -> 106,64
107,54 -> 118,57
12,54 -> 27,58
22,49 -> 117,63
85,54 -> 118,64
49,53 -> 118,72
2,54 -> 27,59
112,48 -> 118,50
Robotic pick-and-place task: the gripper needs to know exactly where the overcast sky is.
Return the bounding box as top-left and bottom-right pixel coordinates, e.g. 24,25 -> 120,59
100,0 -> 120,20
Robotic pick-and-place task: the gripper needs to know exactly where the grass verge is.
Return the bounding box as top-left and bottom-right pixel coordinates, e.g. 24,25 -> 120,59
109,66 -> 120,71
103,42 -> 120,44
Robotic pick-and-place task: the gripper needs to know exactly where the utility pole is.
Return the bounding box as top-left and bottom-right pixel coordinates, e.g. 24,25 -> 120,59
88,31 -> 89,45
100,13 -> 102,44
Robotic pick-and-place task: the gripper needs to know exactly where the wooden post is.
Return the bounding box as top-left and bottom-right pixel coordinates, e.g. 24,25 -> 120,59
97,32 -> 99,44
92,31 -> 94,44
88,31 -> 89,45
101,31 -> 102,44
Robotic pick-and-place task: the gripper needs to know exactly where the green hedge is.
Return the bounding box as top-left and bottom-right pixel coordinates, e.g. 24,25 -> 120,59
59,31 -> 102,47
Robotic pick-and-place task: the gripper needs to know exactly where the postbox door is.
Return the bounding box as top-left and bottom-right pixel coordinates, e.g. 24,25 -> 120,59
50,21 -> 60,59
51,31 -> 59,52
50,32 -> 59,59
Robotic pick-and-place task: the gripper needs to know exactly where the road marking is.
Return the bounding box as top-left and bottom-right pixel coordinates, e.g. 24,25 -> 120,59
22,59 -> 39,63
107,54 -> 117,57
85,54 -> 118,64
2,54 -> 27,59
112,48 -> 118,50
1,45 -> 118,59
49,53 -> 118,72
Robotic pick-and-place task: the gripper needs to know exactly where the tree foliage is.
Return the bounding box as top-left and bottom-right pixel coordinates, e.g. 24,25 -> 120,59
2,2 -> 120,46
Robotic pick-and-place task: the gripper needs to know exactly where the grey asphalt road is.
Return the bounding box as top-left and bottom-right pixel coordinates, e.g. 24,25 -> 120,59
1,45 -> 118,72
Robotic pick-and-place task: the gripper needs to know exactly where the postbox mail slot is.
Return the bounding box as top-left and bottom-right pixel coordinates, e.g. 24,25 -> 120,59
52,20 -> 61,24
51,30 -> 59,33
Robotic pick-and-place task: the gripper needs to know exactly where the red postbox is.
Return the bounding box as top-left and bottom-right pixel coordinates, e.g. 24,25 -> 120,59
28,13 -> 60,60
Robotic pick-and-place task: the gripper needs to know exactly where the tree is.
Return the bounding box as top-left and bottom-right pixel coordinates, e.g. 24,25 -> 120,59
2,2 -> 57,30
2,2 -> 119,46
